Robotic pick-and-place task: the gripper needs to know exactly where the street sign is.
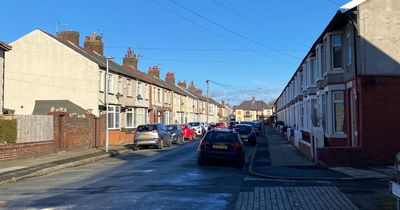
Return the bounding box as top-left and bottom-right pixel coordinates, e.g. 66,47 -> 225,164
390,181 -> 400,199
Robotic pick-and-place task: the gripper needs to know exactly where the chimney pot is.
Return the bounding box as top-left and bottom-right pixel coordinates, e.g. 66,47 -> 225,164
84,32 -> 104,55
57,30 -> 80,46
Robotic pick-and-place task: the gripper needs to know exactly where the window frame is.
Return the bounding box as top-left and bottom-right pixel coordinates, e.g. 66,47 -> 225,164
107,105 -> 121,129
331,34 -> 343,70
332,91 -> 345,134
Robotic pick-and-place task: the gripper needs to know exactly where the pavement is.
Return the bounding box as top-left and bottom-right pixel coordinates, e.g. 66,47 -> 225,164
249,126 -> 395,181
0,144 -> 133,185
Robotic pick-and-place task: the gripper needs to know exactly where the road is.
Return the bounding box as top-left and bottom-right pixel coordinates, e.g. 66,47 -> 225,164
0,140 -> 253,209
0,138 -> 388,210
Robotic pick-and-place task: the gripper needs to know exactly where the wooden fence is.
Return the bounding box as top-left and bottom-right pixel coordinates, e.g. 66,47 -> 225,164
15,115 -> 54,143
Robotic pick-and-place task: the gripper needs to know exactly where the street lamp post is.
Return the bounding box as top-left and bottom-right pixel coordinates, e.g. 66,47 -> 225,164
206,79 -> 210,123
105,57 -> 114,153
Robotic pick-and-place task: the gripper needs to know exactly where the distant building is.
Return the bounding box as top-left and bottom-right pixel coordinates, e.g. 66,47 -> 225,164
234,97 -> 272,122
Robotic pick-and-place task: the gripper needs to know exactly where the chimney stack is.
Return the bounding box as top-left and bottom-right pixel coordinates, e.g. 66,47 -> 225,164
57,31 -> 80,46
195,88 -> 202,96
177,80 -> 187,89
148,66 -> 160,78
84,32 -> 104,55
123,47 -> 138,70
252,96 -> 256,103
165,72 -> 175,85
188,81 -> 196,92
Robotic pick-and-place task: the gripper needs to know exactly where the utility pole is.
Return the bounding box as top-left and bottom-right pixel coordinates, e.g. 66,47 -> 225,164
105,57 -> 114,153
206,79 -> 210,123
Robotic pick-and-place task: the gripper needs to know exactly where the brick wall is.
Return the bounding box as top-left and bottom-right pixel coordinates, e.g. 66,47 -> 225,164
53,114 -> 105,151
357,76 -> 400,165
0,141 -> 54,161
317,147 -> 366,167
298,141 -> 313,159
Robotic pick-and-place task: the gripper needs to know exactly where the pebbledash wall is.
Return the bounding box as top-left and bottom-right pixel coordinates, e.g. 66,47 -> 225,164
0,113 -> 107,161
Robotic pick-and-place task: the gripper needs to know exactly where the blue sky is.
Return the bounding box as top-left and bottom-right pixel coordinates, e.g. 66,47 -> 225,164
0,0 -> 349,105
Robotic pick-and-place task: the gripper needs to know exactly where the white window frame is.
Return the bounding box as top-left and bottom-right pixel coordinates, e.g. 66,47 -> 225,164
331,34 -> 343,70
108,105 -> 120,129
99,71 -> 105,92
127,80 -> 132,96
332,91 -> 345,134
125,108 -> 134,128
107,74 -> 114,94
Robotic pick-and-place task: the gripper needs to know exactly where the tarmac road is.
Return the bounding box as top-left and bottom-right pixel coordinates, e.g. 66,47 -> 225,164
0,140 -> 254,210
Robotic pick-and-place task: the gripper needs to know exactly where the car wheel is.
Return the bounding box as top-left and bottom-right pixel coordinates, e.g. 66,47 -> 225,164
157,139 -> 164,149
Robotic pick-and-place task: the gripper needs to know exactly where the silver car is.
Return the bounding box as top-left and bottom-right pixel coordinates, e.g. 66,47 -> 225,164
134,124 -> 172,149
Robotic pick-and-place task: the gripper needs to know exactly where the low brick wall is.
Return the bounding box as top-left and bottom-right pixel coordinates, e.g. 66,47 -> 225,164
317,147 -> 366,167
109,130 -> 134,145
0,141 -> 55,161
298,141 -> 313,160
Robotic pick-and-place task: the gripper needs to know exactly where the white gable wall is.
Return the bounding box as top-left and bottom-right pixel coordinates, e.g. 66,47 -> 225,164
5,29 -> 100,116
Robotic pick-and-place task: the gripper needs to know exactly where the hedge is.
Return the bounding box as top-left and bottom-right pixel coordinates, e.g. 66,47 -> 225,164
0,119 -> 17,144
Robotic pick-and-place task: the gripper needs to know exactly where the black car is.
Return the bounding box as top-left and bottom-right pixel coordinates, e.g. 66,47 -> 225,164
240,121 -> 260,135
233,124 -> 257,145
197,129 -> 245,167
165,125 -> 185,144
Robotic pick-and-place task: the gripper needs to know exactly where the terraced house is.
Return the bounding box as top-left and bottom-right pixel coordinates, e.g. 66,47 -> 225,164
274,0 -> 400,166
4,30 -> 151,144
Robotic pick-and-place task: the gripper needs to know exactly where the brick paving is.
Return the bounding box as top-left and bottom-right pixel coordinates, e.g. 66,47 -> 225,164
235,186 -> 359,210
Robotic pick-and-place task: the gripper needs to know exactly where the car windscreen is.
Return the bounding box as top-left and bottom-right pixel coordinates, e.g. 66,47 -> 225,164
137,125 -> 157,132
205,132 -> 239,143
165,125 -> 176,131
240,122 -> 254,126
188,122 -> 200,126
233,126 -> 252,134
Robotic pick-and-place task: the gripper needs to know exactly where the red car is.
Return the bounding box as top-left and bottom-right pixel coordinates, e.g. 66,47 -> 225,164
181,124 -> 196,140
215,122 -> 226,129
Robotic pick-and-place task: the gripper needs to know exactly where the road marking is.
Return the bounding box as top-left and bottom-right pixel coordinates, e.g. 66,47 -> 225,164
235,186 -> 358,210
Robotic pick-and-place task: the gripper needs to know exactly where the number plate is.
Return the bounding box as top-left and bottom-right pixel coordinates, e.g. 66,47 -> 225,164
140,134 -> 150,138
212,144 -> 227,150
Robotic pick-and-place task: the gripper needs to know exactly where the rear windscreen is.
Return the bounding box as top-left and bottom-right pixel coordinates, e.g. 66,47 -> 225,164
137,125 -> 157,132
205,132 -> 239,142
165,125 -> 176,131
189,122 -> 200,126
234,126 -> 252,134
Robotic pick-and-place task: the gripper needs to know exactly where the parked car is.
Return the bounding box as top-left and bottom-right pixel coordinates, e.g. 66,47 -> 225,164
134,124 -> 172,149
233,124 -> 256,145
239,121 -> 259,135
228,121 -> 237,129
197,129 -> 245,167
181,124 -> 196,140
215,122 -> 226,129
188,122 -> 205,137
165,124 -> 185,144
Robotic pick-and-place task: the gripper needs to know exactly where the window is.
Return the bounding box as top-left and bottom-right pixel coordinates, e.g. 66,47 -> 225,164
333,91 -> 344,133
135,108 -> 147,127
310,59 -> 317,85
108,106 -> 120,129
107,74 -> 113,93
346,32 -> 352,66
244,110 -> 252,118
126,108 -> 134,128
118,77 -> 123,94
158,89 -> 161,103
99,71 -> 105,92
311,99 -> 318,127
126,80 -> 132,96
165,111 -> 170,125
331,34 -> 342,69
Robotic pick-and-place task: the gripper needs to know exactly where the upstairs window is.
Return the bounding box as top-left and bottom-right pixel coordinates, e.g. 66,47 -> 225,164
331,34 -> 342,69
127,80 -> 132,96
